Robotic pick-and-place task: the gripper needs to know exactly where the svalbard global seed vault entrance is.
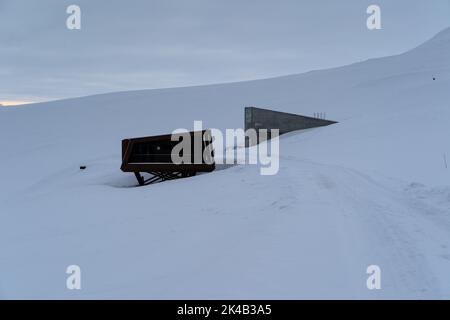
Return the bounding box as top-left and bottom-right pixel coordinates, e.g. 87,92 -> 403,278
120,106 -> 337,186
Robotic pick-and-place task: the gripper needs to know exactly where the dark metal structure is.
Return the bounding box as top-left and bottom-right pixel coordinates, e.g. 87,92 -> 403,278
245,106 -> 338,146
121,130 -> 215,186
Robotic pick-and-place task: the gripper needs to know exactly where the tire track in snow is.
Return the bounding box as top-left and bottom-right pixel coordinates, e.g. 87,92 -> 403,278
279,156 -> 445,298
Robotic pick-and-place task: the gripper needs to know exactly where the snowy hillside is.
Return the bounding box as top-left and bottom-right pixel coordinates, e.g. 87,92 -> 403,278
1,28 -> 450,299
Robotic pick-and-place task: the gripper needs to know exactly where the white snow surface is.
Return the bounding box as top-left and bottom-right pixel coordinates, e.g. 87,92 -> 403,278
1,28 -> 450,299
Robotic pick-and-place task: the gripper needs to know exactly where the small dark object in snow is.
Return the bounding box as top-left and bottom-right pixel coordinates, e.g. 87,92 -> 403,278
80,166 -> 87,170
433,77 -> 436,81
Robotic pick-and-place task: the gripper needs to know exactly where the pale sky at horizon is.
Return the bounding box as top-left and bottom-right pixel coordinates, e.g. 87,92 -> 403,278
1,0 -> 449,103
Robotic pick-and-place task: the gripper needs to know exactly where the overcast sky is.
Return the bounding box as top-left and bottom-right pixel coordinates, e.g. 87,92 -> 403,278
0,0 -> 449,103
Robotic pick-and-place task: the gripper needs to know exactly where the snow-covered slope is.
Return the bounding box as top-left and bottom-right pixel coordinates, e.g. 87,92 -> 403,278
1,28 -> 450,299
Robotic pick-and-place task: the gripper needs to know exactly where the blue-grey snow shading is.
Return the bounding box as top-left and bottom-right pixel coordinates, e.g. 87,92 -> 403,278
0,28 -> 450,299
